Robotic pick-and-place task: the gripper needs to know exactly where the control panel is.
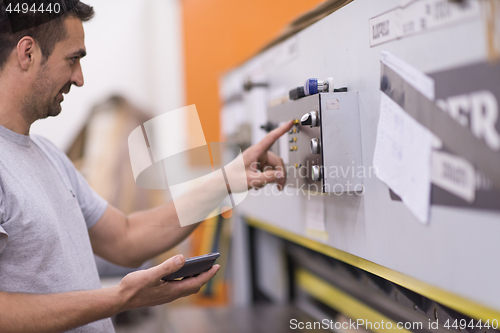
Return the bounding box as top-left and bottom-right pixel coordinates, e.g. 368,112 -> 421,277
268,92 -> 363,194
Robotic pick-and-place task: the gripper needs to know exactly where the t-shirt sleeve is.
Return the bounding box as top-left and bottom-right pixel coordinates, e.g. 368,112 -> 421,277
31,136 -> 108,229
0,225 -> 6,254
0,188 -> 8,254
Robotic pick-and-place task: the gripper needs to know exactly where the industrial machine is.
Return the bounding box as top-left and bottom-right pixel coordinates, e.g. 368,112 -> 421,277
221,0 -> 500,331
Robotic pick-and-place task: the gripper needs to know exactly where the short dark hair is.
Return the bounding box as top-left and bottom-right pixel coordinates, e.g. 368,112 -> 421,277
0,0 -> 94,70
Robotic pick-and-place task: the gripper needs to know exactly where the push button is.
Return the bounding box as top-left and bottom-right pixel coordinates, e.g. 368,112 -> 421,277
300,111 -> 319,127
310,138 -> 321,154
311,165 -> 322,182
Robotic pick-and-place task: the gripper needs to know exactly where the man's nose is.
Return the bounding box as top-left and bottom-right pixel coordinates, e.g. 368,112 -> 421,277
71,61 -> 84,87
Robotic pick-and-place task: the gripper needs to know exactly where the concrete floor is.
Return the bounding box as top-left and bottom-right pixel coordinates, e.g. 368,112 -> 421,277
112,305 -> 327,333
113,306 -> 167,333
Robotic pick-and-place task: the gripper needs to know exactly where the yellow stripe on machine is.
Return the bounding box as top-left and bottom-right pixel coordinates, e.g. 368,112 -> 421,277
296,268 -> 413,332
246,217 -> 500,322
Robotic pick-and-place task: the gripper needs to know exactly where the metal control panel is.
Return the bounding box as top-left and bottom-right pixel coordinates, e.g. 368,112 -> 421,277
268,92 -> 363,194
268,94 -> 322,192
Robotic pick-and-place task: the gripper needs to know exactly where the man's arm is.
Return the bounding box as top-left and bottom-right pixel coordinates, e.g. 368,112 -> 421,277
89,199 -> 200,268
0,255 -> 219,333
88,120 -> 293,268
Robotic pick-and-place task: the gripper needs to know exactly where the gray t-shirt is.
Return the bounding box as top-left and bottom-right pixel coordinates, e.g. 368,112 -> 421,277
0,124 -> 114,332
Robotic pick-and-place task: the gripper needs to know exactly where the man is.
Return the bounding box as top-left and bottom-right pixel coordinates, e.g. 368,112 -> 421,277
0,1 -> 292,332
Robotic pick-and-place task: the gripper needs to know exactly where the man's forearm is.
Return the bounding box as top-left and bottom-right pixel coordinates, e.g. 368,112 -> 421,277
90,172 -> 230,267
90,202 -> 197,267
126,172 -> 232,262
123,173 -> 232,265
124,201 -> 199,266
0,287 -> 123,333
0,255 -> 219,333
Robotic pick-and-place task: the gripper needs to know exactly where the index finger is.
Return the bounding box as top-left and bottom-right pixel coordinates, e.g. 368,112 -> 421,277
255,120 -> 294,153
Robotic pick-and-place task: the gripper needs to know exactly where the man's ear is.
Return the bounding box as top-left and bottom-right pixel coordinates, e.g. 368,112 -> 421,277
17,36 -> 37,71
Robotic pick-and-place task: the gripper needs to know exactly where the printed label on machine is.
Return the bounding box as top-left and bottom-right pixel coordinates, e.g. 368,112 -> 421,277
431,151 -> 476,203
369,0 -> 480,47
305,195 -> 328,241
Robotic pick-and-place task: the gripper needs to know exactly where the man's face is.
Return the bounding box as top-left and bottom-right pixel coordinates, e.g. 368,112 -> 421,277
22,16 -> 86,122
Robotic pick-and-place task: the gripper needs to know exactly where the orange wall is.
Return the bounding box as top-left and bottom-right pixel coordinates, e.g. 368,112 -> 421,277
182,0 -> 325,164
182,0 -> 325,306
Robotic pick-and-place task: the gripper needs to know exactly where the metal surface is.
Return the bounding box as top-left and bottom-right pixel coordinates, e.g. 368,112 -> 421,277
320,92 -> 363,193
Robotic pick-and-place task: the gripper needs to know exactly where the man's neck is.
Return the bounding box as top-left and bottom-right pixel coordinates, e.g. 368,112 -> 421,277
0,75 -> 31,135
0,112 -> 31,135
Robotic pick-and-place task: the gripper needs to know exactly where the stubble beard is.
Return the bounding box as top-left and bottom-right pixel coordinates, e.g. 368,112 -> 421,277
21,65 -> 62,124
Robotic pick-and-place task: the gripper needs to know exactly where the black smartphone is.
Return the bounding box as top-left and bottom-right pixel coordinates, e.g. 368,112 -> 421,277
161,252 -> 220,281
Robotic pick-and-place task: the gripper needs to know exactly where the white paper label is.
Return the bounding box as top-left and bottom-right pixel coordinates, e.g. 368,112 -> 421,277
370,9 -> 400,46
306,196 -> 326,232
325,98 -> 340,110
374,93 -> 433,223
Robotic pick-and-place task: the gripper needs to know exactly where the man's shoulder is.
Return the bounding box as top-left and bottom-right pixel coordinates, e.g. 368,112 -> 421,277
30,134 -> 59,151
31,135 -> 76,172
31,135 -> 69,160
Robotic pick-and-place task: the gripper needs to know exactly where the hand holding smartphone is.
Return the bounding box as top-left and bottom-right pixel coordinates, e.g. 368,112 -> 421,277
162,252 -> 220,281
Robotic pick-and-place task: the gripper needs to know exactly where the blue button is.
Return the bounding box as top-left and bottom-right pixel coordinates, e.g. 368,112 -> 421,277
304,78 -> 318,95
